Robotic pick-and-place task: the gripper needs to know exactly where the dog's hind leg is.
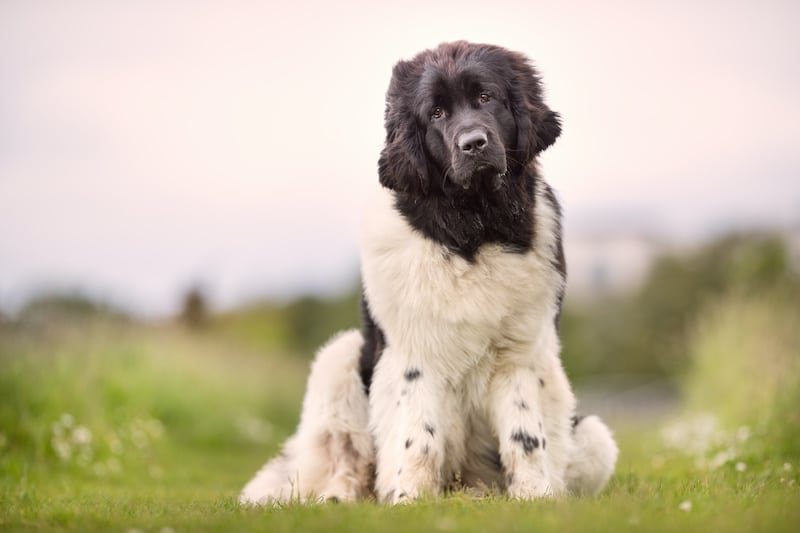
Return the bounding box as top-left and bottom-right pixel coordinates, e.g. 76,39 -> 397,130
564,414 -> 618,496
239,329 -> 374,504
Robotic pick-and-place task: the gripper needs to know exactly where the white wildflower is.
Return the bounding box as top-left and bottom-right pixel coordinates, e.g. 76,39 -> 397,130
59,413 -> 74,428
735,426 -> 750,443
679,501 -> 692,512
661,413 -> 722,457
783,463 -> 792,472
709,449 -> 735,470
51,437 -> 72,461
160,528 -> 176,533
72,425 -> 93,446
735,462 -> 747,472
144,418 -> 165,439
130,428 -> 149,449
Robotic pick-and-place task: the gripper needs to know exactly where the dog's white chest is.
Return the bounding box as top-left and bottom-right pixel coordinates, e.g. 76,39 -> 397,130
360,186 -> 559,358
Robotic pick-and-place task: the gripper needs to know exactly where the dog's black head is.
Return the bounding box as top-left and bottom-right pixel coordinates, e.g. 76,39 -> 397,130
378,41 -> 561,195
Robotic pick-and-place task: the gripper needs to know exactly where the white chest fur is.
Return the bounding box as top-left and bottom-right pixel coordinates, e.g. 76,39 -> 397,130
360,185 -> 564,372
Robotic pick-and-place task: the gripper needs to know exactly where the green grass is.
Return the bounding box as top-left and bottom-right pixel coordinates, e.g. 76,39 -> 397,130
1,303 -> 799,532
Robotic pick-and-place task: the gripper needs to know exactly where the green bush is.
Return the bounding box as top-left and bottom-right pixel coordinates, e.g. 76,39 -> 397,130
682,290 -> 800,458
560,234 -> 797,382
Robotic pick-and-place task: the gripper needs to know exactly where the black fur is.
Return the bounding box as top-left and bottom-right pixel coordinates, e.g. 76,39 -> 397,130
360,41 -> 564,393
404,368 -> 422,381
510,429 -> 540,454
359,293 -> 385,393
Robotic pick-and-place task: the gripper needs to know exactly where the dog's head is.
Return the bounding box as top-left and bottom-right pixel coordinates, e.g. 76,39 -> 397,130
378,41 -> 561,195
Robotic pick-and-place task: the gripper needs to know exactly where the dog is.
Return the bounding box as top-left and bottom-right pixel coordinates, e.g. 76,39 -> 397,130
240,41 -> 618,505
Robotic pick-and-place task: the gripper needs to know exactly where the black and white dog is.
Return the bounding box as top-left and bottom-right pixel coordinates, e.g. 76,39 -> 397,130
241,42 -> 617,505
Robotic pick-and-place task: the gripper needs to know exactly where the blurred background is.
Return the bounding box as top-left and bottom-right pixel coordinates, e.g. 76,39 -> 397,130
1,0 -> 798,495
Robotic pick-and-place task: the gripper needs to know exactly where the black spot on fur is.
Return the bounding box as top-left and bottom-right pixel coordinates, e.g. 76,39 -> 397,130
424,423 -> 436,437
422,444 -> 430,455
397,492 -> 407,500
384,490 -> 395,502
404,368 -> 421,381
405,438 -> 413,449
538,378 -> 545,388
542,438 -> 546,450
515,399 -> 529,411
506,472 -> 514,486
571,414 -> 586,430
511,429 -> 540,454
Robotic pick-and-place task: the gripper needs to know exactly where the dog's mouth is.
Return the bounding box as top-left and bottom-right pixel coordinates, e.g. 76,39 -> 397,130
450,159 -> 508,191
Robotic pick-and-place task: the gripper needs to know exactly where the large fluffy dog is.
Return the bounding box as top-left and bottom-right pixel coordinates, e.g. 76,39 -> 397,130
241,41 -> 617,505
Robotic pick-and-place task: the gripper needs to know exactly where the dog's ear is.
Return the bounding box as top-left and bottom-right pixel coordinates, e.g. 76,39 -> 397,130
535,109 -> 562,153
377,60 -> 430,195
507,53 -> 562,166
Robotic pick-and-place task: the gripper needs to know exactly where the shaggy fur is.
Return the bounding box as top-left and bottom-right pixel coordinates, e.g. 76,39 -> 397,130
240,42 -> 618,505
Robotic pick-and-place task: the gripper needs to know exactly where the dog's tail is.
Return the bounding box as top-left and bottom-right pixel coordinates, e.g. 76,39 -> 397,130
239,329 -> 374,505
564,414 -> 619,496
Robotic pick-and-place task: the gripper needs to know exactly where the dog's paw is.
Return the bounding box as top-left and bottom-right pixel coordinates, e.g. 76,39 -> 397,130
381,486 -> 423,505
392,488 -> 415,505
380,469 -> 435,504
318,489 -> 356,504
506,476 -> 553,500
319,476 -> 357,504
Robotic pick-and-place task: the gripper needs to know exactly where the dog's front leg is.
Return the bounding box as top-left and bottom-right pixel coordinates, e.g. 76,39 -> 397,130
371,352 -> 452,504
489,364 -> 552,499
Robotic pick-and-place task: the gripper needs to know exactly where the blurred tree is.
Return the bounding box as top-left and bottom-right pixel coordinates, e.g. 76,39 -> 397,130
560,233 -> 797,382
181,286 -> 210,329
17,292 -> 127,328
210,286 -> 361,358
282,290 -> 361,356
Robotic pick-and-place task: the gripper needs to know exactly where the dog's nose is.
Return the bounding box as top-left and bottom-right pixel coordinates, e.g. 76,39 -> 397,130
457,129 -> 488,155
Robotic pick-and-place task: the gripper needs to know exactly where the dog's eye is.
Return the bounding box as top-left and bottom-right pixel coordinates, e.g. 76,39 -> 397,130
431,106 -> 444,119
479,92 -> 491,104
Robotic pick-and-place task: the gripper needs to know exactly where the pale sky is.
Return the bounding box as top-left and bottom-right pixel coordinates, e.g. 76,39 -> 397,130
1,0 -> 799,316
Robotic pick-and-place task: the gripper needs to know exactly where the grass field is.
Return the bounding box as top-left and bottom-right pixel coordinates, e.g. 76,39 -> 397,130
1,292 -> 798,532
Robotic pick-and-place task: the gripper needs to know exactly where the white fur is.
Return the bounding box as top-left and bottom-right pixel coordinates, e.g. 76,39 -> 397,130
565,415 -> 619,496
239,330 -> 373,504
240,182 -> 618,504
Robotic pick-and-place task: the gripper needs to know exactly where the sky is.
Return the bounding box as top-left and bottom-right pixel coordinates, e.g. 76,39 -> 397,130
1,0 -> 799,316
